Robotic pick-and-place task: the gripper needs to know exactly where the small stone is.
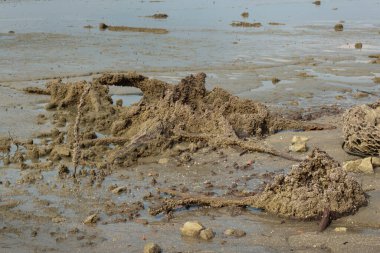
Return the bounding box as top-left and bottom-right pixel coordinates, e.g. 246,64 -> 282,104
111,186 -> 128,194
334,23 -> 344,32
224,228 -> 246,238
241,12 -> 249,18
200,228 -> 215,240
343,158 -> 374,174
289,136 -> 308,152
355,43 -> 363,49
52,217 -> 66,223
272,78 -> 281,84
334,227 -> 347,232
144,242 -> 162,253
313,1 -> 321,5
158,158 -> 169,164
83,214 -> 99,225
99,23 -> 108,30
180,221 -> 205,237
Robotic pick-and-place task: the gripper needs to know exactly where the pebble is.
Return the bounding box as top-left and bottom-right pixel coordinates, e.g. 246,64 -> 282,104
200,228 -> 215,241
180,221 -> 205,237
144,242 -> 162,253
83,214 -> 99,225
334,227 -> 347,232
343,157 -> 374,174
224,228 -> 246,238
289,136 -> 308,152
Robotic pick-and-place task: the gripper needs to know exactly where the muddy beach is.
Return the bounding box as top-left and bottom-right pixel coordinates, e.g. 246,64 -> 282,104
1,0 -> 380,253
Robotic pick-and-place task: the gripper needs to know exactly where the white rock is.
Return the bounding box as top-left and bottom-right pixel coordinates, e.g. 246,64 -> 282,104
343,158 -> 374,174
289,136 -> 308,152
334,227 -> 347,232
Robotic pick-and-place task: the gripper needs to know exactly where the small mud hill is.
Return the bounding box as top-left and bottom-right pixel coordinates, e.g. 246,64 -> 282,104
254,149 -> 367,219
151,149 -> 367,220
25,72 -> 332,168
343,100 -> 380,157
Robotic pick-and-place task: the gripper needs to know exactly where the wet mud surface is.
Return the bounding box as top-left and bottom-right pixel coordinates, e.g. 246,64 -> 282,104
1,0 -> 380,252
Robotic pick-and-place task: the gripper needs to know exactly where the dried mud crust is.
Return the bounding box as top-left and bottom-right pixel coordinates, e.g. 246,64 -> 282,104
342,100 -> 380,157
150,149 -> 367,220
21,72 -> 332,169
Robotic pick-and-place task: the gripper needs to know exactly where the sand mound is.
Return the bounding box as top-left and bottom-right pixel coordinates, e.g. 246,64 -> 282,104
151,149 -> 367,220
22,72 -> 332,169
342,100 -> 380,156
255,149 -> 367,219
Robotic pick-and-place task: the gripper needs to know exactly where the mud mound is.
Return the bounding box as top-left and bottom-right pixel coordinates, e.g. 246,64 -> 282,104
342,101 -> 380,156
151,149 -> 367,220
19,72 -> 332,170
254,149 -> 367,219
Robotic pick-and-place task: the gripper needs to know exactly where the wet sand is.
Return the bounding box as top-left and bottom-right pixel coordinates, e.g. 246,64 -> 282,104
1,0 -> 380,252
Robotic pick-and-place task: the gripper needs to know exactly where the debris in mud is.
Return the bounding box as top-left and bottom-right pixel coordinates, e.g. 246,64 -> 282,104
144,243 -> 162,253
313,1 -> 321,6
16,72 -> 334,172
355,42 -> 363,49
98,23 -> 168,34
83,214 -> 100,225
342,100 -> 380,157
150,149 -> 367,220
146,13 -> 168,19
83,25 -> 94,29
268,22 -> 285,26
231,22 -> 262,28
24,87 -> 51,95
289,136 -> 308,153
297,72 -> 315,78
334,23 -> 344,32
271,77 -> 280,84
241,12 -> 249,18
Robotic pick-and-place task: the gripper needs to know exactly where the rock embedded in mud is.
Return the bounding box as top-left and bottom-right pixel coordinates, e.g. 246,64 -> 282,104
180,221 -> 205,237
144,243 -> 162,253
334,23 -> 344,32
83,214 -> 100,225
200,228 -> 215,241
271,78 -> 280,84
289,136 -> 308,152
223,228 -> 246,238
231,21 -> 262,28
343,158 -> 374,174
241,12 -> 249,18
111,186 -> 128,194
355,42 -> 363,49
149,13 -> 168,19
313,1 -> 321,5
99,23 -> 108,30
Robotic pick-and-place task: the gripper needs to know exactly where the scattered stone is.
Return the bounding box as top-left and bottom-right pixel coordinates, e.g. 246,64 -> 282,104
224,228 -> 246,238
111,186 -> 128,194
241,12 -> 249,18
272,78 -> 280,84
334,227 -> 347,232
231,22 -> 262,28
180,221 -> 205,237
355,43 -> 363,49
144,242 -> 162,253
289,136 -> 308,152
158,158 -> 169,164
200,228 -> 215,241
148,13 -> 168,19
83,214 -> 100,225
334,23 -> 344,32
343,157 -> 374,174
52,217 -> 66,223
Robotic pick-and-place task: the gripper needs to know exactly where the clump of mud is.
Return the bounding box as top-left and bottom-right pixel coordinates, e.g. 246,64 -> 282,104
151,149 -> 367,220
254,149 -> 367,219
146,13 -> 168,19
22,72 -> 331,170
98,23 -> 168,34
231,22 -> 262,28
342,100 -> 380,156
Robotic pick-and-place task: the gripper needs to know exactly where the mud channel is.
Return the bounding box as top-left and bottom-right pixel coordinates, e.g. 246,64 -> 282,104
1,0 -> 380,253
